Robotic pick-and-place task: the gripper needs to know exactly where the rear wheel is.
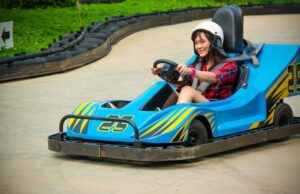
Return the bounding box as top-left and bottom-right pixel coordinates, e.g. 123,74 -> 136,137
272,102 -> 293,142
186,120 -> 208,146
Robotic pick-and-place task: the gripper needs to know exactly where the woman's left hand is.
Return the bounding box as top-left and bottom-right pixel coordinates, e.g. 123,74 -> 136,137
176,64 -> 192,76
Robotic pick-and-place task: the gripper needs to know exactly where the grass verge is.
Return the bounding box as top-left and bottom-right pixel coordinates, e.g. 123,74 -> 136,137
0,0 -> 299,57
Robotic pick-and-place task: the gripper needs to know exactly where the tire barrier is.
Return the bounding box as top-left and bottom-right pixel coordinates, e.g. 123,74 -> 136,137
0,3 -> 299,82
80,0 -> 125,4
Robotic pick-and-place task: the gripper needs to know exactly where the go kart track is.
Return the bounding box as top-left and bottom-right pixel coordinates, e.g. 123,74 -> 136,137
1,14 -> 300,194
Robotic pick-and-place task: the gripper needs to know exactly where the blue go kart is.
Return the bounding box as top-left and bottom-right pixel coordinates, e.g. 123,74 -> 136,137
48,5 -> 300,162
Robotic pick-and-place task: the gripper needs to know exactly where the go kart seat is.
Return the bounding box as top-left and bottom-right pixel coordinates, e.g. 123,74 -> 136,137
212,5 -> 248,92
212,5 -> 243,54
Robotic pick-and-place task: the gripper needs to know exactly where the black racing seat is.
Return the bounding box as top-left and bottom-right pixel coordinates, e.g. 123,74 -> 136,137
212,5 -> 248,92
212,5 -> 244,54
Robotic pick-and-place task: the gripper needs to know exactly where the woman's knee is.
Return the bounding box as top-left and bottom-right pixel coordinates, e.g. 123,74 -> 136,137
178,86 -> 208,103
180,86 -> 194,94
177,86 -> 196,103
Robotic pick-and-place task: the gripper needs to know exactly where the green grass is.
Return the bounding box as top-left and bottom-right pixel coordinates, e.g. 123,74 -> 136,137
0,0 -> 299,57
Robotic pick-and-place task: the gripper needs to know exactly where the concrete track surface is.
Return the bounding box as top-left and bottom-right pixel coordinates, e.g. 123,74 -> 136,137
0,14 -> 300,194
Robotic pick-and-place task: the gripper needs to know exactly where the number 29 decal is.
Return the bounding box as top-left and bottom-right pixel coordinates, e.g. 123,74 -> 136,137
98,115 -> 134,133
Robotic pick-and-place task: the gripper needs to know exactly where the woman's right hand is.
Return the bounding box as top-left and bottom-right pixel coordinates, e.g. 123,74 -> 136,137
150,65 -> 161,75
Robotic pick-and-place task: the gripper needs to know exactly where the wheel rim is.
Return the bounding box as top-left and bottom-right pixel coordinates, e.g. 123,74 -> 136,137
278,113 -> 290,126
187,131 -> 202,146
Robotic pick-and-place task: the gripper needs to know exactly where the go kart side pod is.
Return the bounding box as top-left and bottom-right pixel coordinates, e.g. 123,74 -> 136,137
48,114 -> 300,162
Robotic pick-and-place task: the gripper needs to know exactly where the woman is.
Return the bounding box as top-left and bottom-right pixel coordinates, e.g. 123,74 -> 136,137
151,21 -> 238,103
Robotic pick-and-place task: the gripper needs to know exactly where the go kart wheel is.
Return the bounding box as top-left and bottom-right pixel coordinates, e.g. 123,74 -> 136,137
274,102 -> 293,127
273,102 -> 293,142
186,120 -> 208,146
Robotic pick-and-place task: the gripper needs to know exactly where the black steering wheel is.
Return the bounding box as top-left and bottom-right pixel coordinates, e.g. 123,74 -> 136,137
153,59 -> 189,85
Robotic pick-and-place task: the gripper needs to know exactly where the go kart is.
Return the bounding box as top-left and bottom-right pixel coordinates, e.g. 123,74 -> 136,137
48,5 -> 300,162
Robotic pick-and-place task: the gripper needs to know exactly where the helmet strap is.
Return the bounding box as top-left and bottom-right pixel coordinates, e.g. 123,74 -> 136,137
211,36 -> 222,50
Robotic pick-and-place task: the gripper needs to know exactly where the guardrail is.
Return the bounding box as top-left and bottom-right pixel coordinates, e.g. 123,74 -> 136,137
0,3 -> 299,83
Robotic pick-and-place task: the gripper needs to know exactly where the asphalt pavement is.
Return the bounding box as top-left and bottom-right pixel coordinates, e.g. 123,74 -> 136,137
0,14 -> 299,194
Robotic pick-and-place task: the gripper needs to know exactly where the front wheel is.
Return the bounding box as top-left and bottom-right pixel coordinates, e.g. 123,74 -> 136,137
186,120 -> 208,146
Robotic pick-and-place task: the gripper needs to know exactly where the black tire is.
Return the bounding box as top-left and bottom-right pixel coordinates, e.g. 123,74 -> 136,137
12,57 -> 46,67
186,120 -> 208,146
77,41 -> 99,50
117,21 -> 129,27
272,102 -> 293,142
45,52 -> 72,62
84,32 -> 108,40
273,102 -> 293,127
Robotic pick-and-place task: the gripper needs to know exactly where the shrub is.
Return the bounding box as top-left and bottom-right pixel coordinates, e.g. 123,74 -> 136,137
0,0 -> 77,9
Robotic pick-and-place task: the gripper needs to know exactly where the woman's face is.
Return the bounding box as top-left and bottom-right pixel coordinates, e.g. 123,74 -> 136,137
194,32 -> 211,58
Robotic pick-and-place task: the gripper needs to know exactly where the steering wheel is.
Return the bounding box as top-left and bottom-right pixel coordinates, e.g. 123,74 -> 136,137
153,59 -> 189,85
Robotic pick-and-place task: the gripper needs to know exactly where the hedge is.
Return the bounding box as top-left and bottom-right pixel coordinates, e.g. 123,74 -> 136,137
0,0 -> 77,9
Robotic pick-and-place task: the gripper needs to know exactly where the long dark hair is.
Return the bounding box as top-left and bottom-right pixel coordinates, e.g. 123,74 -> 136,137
192,30 -> 226,70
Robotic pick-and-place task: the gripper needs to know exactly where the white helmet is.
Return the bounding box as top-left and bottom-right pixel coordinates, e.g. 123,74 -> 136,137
191,21 -> 224,47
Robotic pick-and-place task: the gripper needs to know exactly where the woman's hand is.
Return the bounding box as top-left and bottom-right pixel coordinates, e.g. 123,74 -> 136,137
176,64 -> 193,76
150,65 -> 162,75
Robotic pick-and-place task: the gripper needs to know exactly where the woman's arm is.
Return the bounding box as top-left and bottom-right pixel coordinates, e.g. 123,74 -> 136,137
177,64 -> 217,84
194,70 -> 217,83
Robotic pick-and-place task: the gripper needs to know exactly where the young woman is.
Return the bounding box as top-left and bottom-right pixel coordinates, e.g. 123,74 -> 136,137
151,21 -> 238,104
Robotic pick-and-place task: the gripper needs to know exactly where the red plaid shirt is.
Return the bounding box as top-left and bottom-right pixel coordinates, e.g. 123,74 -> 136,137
190,61 -> 238,101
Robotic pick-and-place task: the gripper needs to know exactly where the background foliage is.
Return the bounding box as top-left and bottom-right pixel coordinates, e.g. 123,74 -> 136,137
0,0 -> 76,9
0,0 -> 299,57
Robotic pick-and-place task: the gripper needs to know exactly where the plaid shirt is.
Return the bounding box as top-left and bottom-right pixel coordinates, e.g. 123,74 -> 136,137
190,61 -> 238,101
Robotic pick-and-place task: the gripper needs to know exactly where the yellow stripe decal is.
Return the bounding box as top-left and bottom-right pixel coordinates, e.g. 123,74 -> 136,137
151,108 -> 188,137
211,120 -> 216,133
249,70 -> 289,129
266,70 -> 288,97
72,102 -> 94,129
80,111 -> 94,133
179,130 -> 188,141
81,102 -> 95,115
250,122 -> 260,129
163,107 -> 195,134
68,101 -> 90,127
140,110 -> 178,138
176,111 -> 200,142
204,112 -> 213,117
76,102 -> 95,131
